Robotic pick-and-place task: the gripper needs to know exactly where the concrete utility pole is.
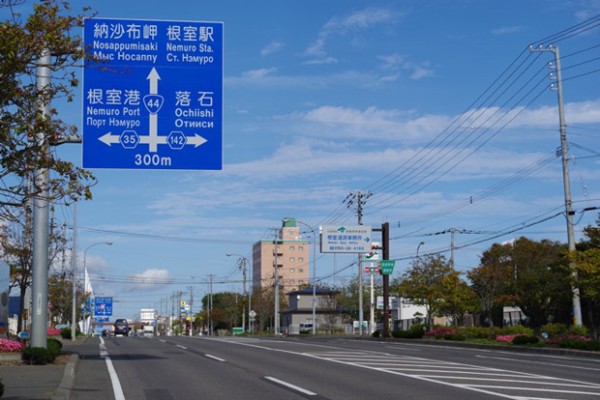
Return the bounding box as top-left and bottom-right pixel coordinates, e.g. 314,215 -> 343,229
70,203 -> 78,341
297,221 -> 318,335
273,237 -> 281,335
227,254 -> 251,333
530,44 -> 582,326
31,50 -> 51,348
346,191 -> 371,335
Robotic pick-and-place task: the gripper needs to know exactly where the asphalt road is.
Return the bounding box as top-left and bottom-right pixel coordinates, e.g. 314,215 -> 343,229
76,335 -> 600,400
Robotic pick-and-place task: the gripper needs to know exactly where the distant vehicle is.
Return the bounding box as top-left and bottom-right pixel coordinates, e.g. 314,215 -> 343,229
143,325 -> 154,336
114,319 -> 129,336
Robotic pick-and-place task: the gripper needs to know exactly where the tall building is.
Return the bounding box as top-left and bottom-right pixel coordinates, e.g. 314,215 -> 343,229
252,217 -> 310,294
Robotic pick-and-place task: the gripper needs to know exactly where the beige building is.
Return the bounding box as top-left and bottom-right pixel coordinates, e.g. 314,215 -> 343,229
252,217 -> 310,294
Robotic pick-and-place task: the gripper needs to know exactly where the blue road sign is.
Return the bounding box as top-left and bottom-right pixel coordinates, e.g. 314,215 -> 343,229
94,296 -> 113,316
82,18 -> 223,170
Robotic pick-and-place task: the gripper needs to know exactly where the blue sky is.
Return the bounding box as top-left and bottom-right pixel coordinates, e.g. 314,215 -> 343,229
32,0 -> 600,320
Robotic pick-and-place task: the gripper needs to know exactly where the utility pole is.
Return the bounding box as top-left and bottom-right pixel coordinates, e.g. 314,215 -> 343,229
31,49 -> 51,348
346,191 -> 371,335
530,44 -> 582,326
373,223 -> 391,338
273,236 -> 281,335
70,203 -> 78,341
188,286 -> 194,336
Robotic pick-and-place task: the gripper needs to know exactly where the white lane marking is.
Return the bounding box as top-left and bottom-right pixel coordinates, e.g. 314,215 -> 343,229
176,344 -> 187,350
159,339 -> 167,343
205,354 -> 226,362
475,355 -> 600,372
99,337 -> 125,400
206,338 -> 600,399
265,376 -> 317,396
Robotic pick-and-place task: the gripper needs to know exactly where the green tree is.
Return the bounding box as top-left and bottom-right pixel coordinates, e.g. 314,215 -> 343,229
438,279 -> 480,326
468,243 -> 515,327
509,237 -> 572,328
395,254 -> 459,329
0,0 -> 95,215
572,214 -> 600,338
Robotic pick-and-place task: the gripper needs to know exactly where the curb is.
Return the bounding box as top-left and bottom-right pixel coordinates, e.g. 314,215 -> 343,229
52,353 -> 79,400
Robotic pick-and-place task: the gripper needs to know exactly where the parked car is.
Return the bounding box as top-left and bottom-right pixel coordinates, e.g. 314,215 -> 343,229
114,319 -> 129,336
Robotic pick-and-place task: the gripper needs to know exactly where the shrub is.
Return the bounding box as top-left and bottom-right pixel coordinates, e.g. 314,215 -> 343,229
60,328 -> 72,339
47,338 -> 63,362
512,335 -> 539,345
392,324 -> 426,339
496,334 -> 524,343
558,339 -> 600,351
22,347 -> 52,365
568,325 -> 588,337
392,329 -> 423,339
458,326 -> 502,340
444,333 -> 466,341
0,338 -> 25,353
0,378 -> 3,398
540,323 -> 567,338
371,330 -> 381,338
502,325 -> 534,336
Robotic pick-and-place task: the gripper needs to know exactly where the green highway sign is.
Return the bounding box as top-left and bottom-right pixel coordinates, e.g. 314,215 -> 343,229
380,260 -> 395,275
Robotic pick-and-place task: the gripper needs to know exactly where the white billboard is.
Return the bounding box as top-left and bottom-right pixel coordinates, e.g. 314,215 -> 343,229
320,225 -> 372,253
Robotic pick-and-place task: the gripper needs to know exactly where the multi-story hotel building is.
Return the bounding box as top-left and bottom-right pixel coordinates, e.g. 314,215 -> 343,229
252,217 -> 310,294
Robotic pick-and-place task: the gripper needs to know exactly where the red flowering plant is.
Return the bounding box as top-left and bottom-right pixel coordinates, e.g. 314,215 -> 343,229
425,328 -> 458,339
0,338 -> 25,353
47,327 -> 61,337
496,334 -> 526,343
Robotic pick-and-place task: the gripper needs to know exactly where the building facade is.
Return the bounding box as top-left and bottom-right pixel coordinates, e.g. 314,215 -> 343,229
252,217 -> 310,294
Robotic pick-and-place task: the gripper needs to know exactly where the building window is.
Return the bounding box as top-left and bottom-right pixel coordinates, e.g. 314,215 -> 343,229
298,246 -> 303,251
290,245 -> 295,251
298,268 -> 304,273
298,257 -> 304,263
289,257 -> 295,263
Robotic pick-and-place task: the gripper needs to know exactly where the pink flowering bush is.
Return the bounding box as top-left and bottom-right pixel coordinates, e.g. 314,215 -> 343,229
426,328 -> 457,337
545,335 -> 592,344
47,327 -> 61,337
496,334 -> 525,343
0,338 -> 25,353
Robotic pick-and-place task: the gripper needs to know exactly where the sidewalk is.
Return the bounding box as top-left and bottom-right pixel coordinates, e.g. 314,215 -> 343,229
0,337 -> 87,400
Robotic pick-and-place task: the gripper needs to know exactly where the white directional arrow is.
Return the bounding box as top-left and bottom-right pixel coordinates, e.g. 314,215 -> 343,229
147,67 -> 160,95
98,132 -> 120,146
187,134 -> 208,148
147,68 -> 161,152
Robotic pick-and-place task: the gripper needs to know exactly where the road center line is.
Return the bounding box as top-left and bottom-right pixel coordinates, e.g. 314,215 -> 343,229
264,376 -> 317,396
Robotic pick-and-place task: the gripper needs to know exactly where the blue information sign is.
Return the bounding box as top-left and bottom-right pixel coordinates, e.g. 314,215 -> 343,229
94,297 -> 113,316
82,18 -> 223,170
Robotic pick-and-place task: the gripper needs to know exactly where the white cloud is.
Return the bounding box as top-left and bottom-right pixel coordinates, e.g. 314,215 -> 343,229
127,268 -> 173,291
306,8 -> 397,62
260,41 -> 285,57
491,26 -> 523,35
242,67 -> 278,79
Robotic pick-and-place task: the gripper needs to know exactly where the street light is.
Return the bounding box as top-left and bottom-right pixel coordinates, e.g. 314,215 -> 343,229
72,241 -> 112,340
416,241 -> 425,260
226,253 -> 251,333
297,220 -> 317,335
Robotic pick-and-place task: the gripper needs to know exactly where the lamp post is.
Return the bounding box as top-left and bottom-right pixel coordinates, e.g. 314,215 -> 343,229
297,221 -> 317,335
226,253 -> 251,333
416,241 -> 425,260
72,241 -> 112,340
